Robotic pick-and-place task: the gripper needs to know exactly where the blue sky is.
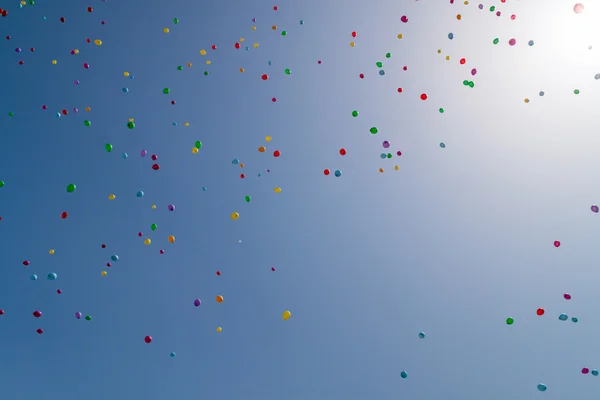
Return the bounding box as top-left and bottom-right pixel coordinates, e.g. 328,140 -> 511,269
2,0 -> 600,399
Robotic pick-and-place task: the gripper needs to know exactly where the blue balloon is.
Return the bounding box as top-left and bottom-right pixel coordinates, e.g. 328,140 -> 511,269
170,352 -> 176,357
299,20 -> 304,25
379,70 -> 385,76
122,152 -> 128,159
418,332 -> 425,339
129,75 -> 135,80
528,40 -> 534,46
558,313 -> 568,321
268,60 -> 272,66
137,191 -> 144,198
400,371 -> 408,379
30,274 -> 38,281
380,153 -> 387,159
172,122 -> 177,126
232,159 -> 239,165
448,33 -> 454,40
47,272 -> 58,280
592,370 -> 599,376
537,384 -> 547,392
440,142 -> 446,148
111,255 -> 119,262
122,88 -> 129,93
202,186 -> 207,191
571,316 -> 579,323
334,170 -> 342,177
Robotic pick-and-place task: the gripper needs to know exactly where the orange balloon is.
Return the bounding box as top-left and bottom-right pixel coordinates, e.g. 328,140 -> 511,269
258,146 -> 266,152
216,295 -> 224,303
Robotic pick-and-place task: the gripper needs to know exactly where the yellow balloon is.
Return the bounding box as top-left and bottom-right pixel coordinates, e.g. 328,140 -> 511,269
231,212 -> 240,220
216,327 -> 223,332
144,238 -> 151,245
168,235 -> 175,243
524,98 -> 530,103
437,49 -> 442,54
164,28 -> 170,33
49,249 -> 55,255
94,39 -> 102,46
445,56 -> 451,61
74,49 -> 79,54
239,38 -> 244,42
282,310 -> 291,320
265,136 -> 272,142
397,33 -> 403,39
206,60 -> 211,65
394,165 -> 399,171
192,147 -> 199,154
184,122 -> 189,127
200,49 -> 207,55
129,117 -> 134,122
251,26 -> 256,31
52,60 -> 57,65
108,194 -> 116,200
350,41 -> 355,47
253,43 -> 259,48
20,0 -> 25,5
101,271 -> 108,276
124,71 -> 130,77
151,205 -> 156,209
274,187 -> 281,193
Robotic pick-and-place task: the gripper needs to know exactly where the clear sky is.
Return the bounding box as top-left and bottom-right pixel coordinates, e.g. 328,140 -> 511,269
2,0 -> 600,399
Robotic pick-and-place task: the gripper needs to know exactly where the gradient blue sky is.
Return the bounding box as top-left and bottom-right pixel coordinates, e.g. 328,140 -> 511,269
2,0 -> 600,399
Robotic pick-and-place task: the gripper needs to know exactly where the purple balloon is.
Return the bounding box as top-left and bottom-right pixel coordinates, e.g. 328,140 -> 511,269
75,312 -> 82,319
15,48 -> 21,52
592,205 -> 599,213
141,150 -> 147,157
194,299 -> 201,307
168,204 -> 175,211
471,68 -> 477,76
383,141 -> 390,149
73,108 -> 79,113
74,80 -> 80,85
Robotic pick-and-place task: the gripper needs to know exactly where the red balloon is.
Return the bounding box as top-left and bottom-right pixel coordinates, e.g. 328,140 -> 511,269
87,6 -> 93,12
323,169 -> 330,176
271,267 -> 275,271
61,109 -> 68,115
0,310 -> 4,315
216,271 -> 221,276
101,244 -> 106,248
273,150 -> 281,157
151,164 -> 160,170
30,47 -> 34,52
171,100 -> 176,105
261,74 -> 268,81
234,42 -> 240,49
420,93 -> 428,100
18,60 -> 23,65
86,38 -> 91,43
36,328 -> 44,334
397,88 -> 403,93
403,66 -> 407,71
6,36 -> 11,40
211,45 -> 217,50
240,174 -> 245,179
271,97 -> 276,102
2,10 -> 8,17
339,148 -> 347,156
359,73 -> 364,79
33,311 -> 42,318
351,31 -> 357,37
459,58 -> 466,65
138,232 -> 143,237
106,262 -> 111,267
536,308 -> 545,316
57,289 -> 62,294
23,260 -> 30,266
273,6 -> 278,10
60,16 -> 65,22
554,241 -> 560,247
151,154 -> 158,160
61,212 -> 68,219
144,335 -> 152,343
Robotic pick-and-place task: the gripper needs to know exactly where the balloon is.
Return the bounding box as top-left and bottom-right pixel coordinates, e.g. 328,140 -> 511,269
370,127 -> 378,134
334,170 -> 342,177
66,184 -> 76,193
592,205 -> 599,213
194,299 -> 201,307
352,110 -> 358,117
49,249 -> 54,254
33,310 -> 42,318
144,238 -> 151,245
110,255 -> 119,262
105,144 -> 113,152
101,271 -> 107,276
554,241 -> 560,247
216,295 -> 224,303
144,336 -> 152,343
216,327 -> 222,332
108,194 -> 116,200
274,187 -> 281,193
195,141 -> 202,149
170,352 -> 176,357
564,293 -> 571,300
245,196 -> 251,202
536,308 -> 544,316
572,317 -> 579,323
85,315 -> 91,321
537,384 -> 547,392
37,328 -> 43,334
127,121 -> 135,129
47,272 -> 58,280
282,310 -> 291,320
418,332 -> 425,339
574,3 -> 584,14
31,274 -> 37,280
75,312 -> 82,319
151,223 -> 157,231
137,191 -> 144,197
400,371 -> 408,379
231,212 -> 240,220
168,235 -> 175,243
506,317 -> 514,325
559,313 -> 568,321
168,204 -> 175,211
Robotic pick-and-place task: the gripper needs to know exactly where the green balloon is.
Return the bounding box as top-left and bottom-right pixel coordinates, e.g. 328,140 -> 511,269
506,317 -> 514,325
127,121 -> 135,129
204,71 -> 209,76
105,143 -> 113,152
151,223 -> 158,231
376,62 -> 383,68
29,0 -> 34,4
468,81 -> 475,88
195,141 -> 202,149
85,315 -> 92,321
84,120 -> 91,127
0,181 -> 5,187
574,89 -> 580,95
281,31 -> 287,36
386,153 -> 392,159
284,68 -> 291,75
352,110 -> 358,117
370,127 -> 378,134
177,66 -> 183,71
8,112 -> 14,117
66,184 -> 76,193
245,196 -> 251,203
493,38 -> 499,45
173,18 -> 179,24
385,52 -> 391,58
163,88 -> 170,94
439,108 -> 445,113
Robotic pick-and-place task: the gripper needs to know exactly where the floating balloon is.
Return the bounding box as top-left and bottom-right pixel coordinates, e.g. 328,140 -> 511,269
144,336 -> 152,343
194,299 -> 201,307
231,212 -> 240,220
66,184 -> 76,193
282,310 -> 291,320
574,3 -> 584,14
216,295 -> 224,303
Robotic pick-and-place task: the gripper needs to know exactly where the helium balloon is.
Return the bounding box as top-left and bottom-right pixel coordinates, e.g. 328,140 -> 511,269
194,299 -> 201,307
216,295 -> 224,303
231,212 -> 240,220
282,310 -> 291,320
85,315 -> 91,321
574,3 -> 584,14
66,184 -> 76,193
168,235 -> 175,243
217,327 -> 222,332
144,336 -> 152,343
75,312 -> 82,319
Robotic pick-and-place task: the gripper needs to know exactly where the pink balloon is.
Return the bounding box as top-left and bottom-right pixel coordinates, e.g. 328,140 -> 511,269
574,3 -> 584,14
